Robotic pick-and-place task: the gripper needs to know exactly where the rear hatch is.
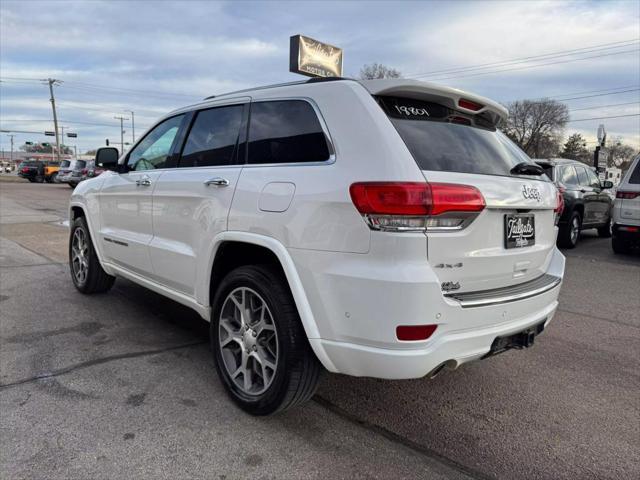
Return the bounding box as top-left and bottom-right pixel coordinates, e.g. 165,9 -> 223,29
375,91 -> 558,293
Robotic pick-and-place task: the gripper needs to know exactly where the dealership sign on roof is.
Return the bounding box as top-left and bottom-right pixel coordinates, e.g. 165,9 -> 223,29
289,35 -> 343,78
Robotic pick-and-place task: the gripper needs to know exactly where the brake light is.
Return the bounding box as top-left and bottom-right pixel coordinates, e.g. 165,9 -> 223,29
22,167 -> 29,173
349,182 -> 485,232
81,168 -> 88,175
458,98 -> 483,111
554,188 -> 564,225
396,324 -> 438,341
616,190 -> 640,199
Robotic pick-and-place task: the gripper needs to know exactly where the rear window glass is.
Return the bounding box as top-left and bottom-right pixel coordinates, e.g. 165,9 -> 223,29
629,159 -> 640,184
377,96 -> 537,177
247,100 -> 330,164
75,161 -> 87,169
60,160 -> 71,168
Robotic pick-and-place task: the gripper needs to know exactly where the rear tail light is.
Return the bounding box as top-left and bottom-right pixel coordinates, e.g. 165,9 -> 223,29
349,182 -> 485,232
396,324 -> 438,341
616,190 -> 640,199
81,168 -> 88,175
554,187 -> 565,225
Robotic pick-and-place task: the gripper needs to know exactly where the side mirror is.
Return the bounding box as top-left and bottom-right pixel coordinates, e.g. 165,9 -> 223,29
601,180 -> 614,189
95,147 -> 120,171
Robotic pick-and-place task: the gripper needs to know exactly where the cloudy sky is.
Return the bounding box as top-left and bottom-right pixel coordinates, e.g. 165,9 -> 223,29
1,0 -> 639,154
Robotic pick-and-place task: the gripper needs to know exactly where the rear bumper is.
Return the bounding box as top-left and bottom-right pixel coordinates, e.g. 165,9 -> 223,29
296,244 -> 565,379
311,295 -> 558,379
613,223 -> 640,243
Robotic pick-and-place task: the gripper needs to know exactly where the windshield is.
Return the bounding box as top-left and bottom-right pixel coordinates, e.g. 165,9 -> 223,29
378,96 -> 537,177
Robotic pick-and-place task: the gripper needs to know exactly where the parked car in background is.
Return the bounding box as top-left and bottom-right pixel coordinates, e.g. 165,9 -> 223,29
68,160 -> 89,188
84,161 -> 105,180
2,162 -> 11,173
17,161 -> 43,182
612,154 -> 640,254
70,78 -> 565,415
44,161 -> 60,183
78,160 -> 97,183
57,160 -> 74,184
535,158 -> 613,248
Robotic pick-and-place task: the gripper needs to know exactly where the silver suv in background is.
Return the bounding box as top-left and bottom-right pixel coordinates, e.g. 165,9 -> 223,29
612,154 -> 640,254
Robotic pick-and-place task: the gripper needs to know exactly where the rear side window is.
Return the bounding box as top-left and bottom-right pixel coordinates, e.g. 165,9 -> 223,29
575,166 -> 589,186
585,168 -> 601,188
180,105 -> 244,168
559,165 -> 579,185
377,96 -> 537,177
628,159 -> 640,184
247,100 -> 330,164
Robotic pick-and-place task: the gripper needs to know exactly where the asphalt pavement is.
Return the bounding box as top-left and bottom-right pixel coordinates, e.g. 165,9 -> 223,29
1,180 -> 639,480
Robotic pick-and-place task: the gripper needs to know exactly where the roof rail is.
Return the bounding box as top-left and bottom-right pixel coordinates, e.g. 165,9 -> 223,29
202,77 -> 355,100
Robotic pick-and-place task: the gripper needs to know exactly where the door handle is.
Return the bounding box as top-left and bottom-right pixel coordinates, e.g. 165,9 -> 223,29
204,177 -> 230,187
136,177 -> 152,187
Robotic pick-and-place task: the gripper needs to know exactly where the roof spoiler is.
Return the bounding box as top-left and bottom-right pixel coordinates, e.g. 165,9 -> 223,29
358,79 -> 508,125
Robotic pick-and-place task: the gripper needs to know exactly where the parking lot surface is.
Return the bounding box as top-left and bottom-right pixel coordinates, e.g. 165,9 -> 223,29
1,181 -> 639,480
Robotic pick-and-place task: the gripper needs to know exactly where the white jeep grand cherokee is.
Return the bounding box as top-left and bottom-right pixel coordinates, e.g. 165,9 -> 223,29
69,78 -> 565,415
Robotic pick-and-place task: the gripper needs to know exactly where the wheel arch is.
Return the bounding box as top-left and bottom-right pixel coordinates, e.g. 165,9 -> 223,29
205,232 -> 336,372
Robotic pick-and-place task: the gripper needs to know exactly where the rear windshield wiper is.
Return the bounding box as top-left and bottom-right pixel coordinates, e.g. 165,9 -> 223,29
510,162 -> 544,176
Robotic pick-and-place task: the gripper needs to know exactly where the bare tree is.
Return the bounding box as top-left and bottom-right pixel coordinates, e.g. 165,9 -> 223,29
359,63 -> 402,80
606,137 -> 637,169
502,99 -> 569,158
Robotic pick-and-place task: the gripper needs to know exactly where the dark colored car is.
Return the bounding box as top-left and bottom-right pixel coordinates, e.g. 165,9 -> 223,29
83,161 -> 104,180
17,161 -> 44,182
535,159 -> 614,248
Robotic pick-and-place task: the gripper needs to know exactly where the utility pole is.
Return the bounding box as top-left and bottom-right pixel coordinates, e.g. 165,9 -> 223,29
7,134 -> 14,163
114,116 -> 129,155
128,111 -> 135,143
43,78 -> 62,163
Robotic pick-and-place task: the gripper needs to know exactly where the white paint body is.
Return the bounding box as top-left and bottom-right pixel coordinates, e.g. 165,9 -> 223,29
71,79 -> 564,379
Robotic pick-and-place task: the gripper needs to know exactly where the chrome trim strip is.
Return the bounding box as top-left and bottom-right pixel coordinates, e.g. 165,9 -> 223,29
445,273 -> 561,308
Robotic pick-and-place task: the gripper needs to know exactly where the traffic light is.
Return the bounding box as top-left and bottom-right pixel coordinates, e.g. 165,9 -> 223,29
25,141 -> 33,145
41,143 -> 51,148
106,139 -> 110,146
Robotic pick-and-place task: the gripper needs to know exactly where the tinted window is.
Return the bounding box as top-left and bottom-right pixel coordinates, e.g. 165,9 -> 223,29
128,115 -> 184,171
180,105 -> 243,168
378,96 -> 535,176
60,160 -> 71,168
585,168 -> 601,188
247,100 -> 330,164
575,166 -> 589,186
74,160 -> 87,169
559,166 -> 579,185
629,159 -> 640,184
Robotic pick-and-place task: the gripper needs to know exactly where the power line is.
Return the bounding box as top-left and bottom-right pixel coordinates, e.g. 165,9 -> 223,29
567,113 -> 640,122
554,88 -> 640,102
405,38 -> 640,78
569,101 -> 640,112
547,85 -> 640,99
417,48 -> 640,81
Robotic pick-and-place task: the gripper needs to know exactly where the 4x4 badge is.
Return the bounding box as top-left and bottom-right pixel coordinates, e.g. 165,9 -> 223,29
441,281 -> 461,292
522,184 -> 541,202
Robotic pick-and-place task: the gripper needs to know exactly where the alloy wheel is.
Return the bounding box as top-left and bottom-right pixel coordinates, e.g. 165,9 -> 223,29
218,287 -> 279,396
71,227 -> 89,285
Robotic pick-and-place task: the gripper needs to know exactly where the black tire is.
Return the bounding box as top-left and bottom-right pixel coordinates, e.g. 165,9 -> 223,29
612,236 -> 631,255
558,211 -> 582,249
597,219 -> 612,238
68,182 -> 76,188
27,178 -> 36,183
69,216 -> 115,294
211,264 -> 321,415
35,175 -> 44,183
